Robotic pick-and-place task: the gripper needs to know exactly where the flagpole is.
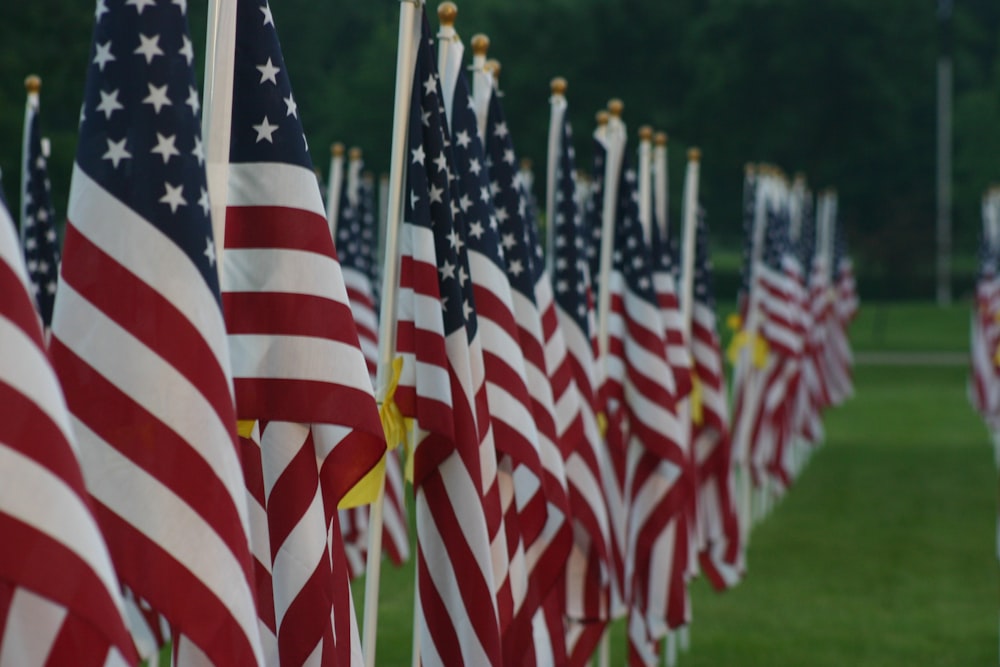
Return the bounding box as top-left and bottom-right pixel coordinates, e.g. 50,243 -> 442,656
637,125 -> 653,243
469,33 -> 491,141
654,132 -> 669,242
326,143 -> 345,237
21,75 -> 40,239
202,0 -> 238,282
678,149 -> 700,361
362,2 -> 421,666
546,77 -> 568,274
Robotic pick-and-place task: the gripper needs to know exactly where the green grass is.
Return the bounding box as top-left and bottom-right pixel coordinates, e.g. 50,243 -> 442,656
354,342 -> 999,666
850,302 -> 973,353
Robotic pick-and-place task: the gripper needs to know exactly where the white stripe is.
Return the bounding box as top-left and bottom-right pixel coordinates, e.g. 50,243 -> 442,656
0,588 -> 66,665
224,248 -> 348,301
259,421 -> 309,499
63,165 -> 231,380
55,283 -> 247,518
229,334 -> 373,392
228,162 -> 325,217
75,418 -> 262,662
271,492 -> 328,629
0,210 -> 32,293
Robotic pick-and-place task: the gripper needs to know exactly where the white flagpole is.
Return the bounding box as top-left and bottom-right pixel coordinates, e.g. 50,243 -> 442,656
326,142 -> 345,238
21,75 -> 40,240
546,77 -> 568,274
469,33 -> 491,141
678,148 -> 700,393
654,132 -> 669,243
347,147 -> 364,210
437,3 -> 461,126
637,125 -> 654,244
362,2 -> 422,666
202,0 -> 238,283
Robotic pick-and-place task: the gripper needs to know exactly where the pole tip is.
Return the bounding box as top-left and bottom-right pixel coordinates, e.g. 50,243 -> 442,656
607,98 -> 624,117
638,125 -> 653,141
24,74 -> 41,93
471,33 -> 490,56
485,58 -> 501,80
596,110 -> 610,126
550,77 -> 567,96
687,147 -> 701,162
331,142 -> 345,157
744,162 -> 756,176
349,146 -> 362,161
437,1 -> 458,26
654,131 -> 668,146
520,157 -> 533,171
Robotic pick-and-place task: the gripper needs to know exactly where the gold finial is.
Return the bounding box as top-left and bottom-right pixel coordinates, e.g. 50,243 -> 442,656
471,33 -> 490,57
596,110 -> 610,126
437,2 -> 457,26
638,125 -> 653,141
520,157 -> 533,172
349,146 -> 362,161
687,147 -> 701,162
485,58 -> 501,79
550,77 -> 567,96
331,142 -> 345,157
744,162 -> 756,176
654,132 -> 668,147
607,98 -> 624,117
24,75 -> 41,94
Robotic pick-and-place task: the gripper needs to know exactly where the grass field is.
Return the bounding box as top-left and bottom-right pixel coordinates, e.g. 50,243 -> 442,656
355,302 -> 1000,666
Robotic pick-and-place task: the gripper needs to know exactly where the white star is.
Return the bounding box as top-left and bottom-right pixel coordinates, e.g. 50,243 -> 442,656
102,137 -> 131,168
455,130 -> 471,148
469,221 -> 484,239
150,133 -> 181,164
433,152 -> 448,173
496,207 -> 509,223
198,187 -> 211,215
25,238 -> 37,251
556,280 -> 568,293
261,3 -> 274,25
428,184 -> 444,204
180,35 -> 194,65
508,259 -> 524,277
204,237 -> 216,267
284,94 -> 297,117
638,276 -> 650,289
95,0 -> 109,20
192,136 -> 205,165
493,121 -> 509,138
411,145 -> 426,165
134,34 -> 164,64
410,190 -> 420,209
253,116 -> 279,143
458,266 -> 469,285
447,230 -> 464,251
423,75 -> 436,97
468,158 -> 482,175
186,86 -> 200,115
126,0 -> 156,13
160,182 -> 187,213
257,57 -> 280,84
96,89 -> 123,119
93,41 -> 115,71
463,300 -> 473,320
172,0 -> 187,13
503,149 -> 515,165
439,260 -> 456,281
501,233 -> 516,250
142,83 -> 172,114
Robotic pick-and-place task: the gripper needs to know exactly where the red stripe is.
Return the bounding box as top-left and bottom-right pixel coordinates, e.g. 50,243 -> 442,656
223,291 -> 361,342
0,513 -> 137,662
473,284 -> 523,344
0,259 -> 44,346
264,432 -> 320,558
239,435 -> 266,508
566,621 -> 607,667
416,540 -> 465,666
233,376 -> 382,431
276,551 -> 334,667
47,614 -> 116,667
92,504 -> 258,667
226,205 -> 337,257
50,341 -> 252,582
59,225 -> 236,433
319,427 -> 385,513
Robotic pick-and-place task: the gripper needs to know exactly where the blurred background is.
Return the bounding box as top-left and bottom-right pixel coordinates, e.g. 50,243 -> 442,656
1,0 -> 998,300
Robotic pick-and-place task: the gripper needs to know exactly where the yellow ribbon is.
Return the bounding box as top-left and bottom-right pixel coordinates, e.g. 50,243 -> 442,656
726,330 -> 769,368
994,343 -> 1000,368
689,374 -> 704,426
596,412 -> 609,439
236,419 -> 257,439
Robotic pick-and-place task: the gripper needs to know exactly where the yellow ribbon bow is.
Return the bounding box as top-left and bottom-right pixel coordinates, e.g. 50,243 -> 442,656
689,374 -> 704,426
725,313 -> 769,368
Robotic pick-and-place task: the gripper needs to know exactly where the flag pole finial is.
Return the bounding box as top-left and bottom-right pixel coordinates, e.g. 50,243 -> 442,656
485,58 -> 500,81
654,131 -> 668,146
638,125 -> 653,141
24,74 -> 41,93
596,110 -> 610,126
349,146 -> 363,161
471,33 -> 490,56
520,157 -> 532,172
437,1 -> 457,26
607,98 -> 624,117
550,76 -> 567,96
331,142 -> 345,157
687,147 -> 701,162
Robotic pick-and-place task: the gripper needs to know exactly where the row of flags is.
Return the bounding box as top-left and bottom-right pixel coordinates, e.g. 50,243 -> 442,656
0,0 -> 859,666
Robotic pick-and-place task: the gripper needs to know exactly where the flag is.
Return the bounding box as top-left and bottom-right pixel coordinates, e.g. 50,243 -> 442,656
826,221 -> 858,405
971,191 -> 1000,426
690,208 -> 743,590
484,82 -> 574,664
221,1 -> 388,663
393,13 -> 502,665
0,179 -> 137,667
50,1 -> 264,663
548,104 -> 614,667
20,82 -> 61,330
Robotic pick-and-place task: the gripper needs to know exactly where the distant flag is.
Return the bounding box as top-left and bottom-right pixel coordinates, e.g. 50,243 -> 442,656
547,93 -> 614,666
0,180 -> 137,667
49,1 -> 264,663
393,13 -> 502,665
970,189 -> 1000,427
826,217 -> 857,405
220,0 -> 387,663
20,76 -> 61,330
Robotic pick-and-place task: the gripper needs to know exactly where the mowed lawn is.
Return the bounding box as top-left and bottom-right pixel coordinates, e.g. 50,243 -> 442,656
356,303 -> 999,666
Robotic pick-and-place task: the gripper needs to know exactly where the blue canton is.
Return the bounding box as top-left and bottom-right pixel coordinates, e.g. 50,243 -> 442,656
551,113 -> 592,334
21,104 -> 61,325
693,207 -> 717,312
615,159 -> 659,307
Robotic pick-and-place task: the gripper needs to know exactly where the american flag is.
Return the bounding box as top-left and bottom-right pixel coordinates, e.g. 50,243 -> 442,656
20,84 -> 61,329
971,191 -> 1000,426
0,183 -> 137,666
221,1 -> 385,663
50,1 -> 264,663
393,13 -> 501,665
826,222 -> 858,406
689,208 -> 743,590
548,103 -> 614,667
484,83 -> 575,665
